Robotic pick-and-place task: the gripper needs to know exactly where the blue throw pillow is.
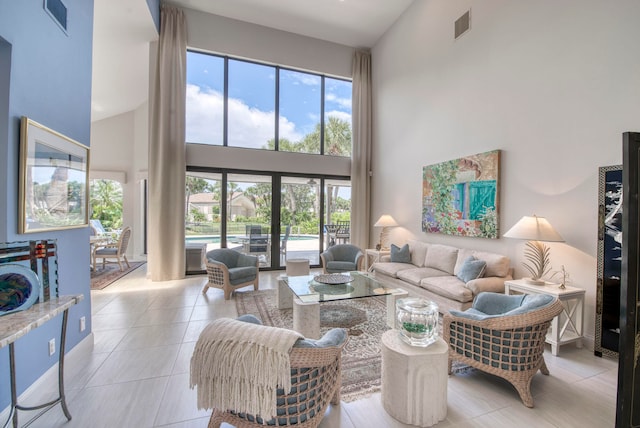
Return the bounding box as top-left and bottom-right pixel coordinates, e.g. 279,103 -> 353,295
390,244 -> 411,263
456,256 -> 486,283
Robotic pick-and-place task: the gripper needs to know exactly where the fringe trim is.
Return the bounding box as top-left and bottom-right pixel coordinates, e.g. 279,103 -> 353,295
189,318 -> 302,418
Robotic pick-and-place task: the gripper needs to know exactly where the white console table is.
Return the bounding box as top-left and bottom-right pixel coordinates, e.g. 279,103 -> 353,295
504,279 -> 584,356
0,295 -> 83,428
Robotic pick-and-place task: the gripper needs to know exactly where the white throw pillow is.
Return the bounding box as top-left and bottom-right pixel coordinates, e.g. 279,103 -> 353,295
408,239 -> 429,267
424,244 -> 458,274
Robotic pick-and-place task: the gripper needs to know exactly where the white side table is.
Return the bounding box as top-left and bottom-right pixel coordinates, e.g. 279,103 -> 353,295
504,279 -> 585,356
381,331 -> 448,427
365,248 -> 390,271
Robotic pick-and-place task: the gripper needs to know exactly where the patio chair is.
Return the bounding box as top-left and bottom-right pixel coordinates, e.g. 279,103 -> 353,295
89,219 -> 107,236
246,225 -> 270,263
202,314 -> 347,428
92,226 -> 131,271
335,220 -> 350,244
443,292 -> 564,407
203,248 -> 259,299
280,225 -> 291,256
320,244 -> 364,273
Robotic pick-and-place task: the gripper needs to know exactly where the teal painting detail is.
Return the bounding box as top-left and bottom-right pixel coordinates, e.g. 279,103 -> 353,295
422,150 -> 500,238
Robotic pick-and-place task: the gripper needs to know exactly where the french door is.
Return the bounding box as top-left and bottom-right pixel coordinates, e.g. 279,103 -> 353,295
185,169 -> 350,270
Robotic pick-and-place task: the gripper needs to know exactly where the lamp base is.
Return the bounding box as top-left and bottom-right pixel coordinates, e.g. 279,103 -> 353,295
524,277 -> 546,286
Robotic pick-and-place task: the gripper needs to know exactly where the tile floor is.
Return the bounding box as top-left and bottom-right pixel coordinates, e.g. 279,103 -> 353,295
10,265 -> 618,427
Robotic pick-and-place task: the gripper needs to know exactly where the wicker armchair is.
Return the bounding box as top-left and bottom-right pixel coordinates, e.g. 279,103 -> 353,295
208,315 -> 347,428
92,226 -> 131,271
320,244 -> 364,273
203,249 -> 259,299
443,292 -> 563,407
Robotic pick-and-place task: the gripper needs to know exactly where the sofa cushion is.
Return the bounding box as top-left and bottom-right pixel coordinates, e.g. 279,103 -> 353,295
372,262 -> 414,278
326,261 -> 357,273
397,267 -> 450,286
454,248 -> 475,275
408,239 -> 430,267
424,244 -> 458,275
390,244 -> 411,263
456,256 -> 486,283
420,276 -> 473,303
473,251 -> 510,278
228,266 -> 257,285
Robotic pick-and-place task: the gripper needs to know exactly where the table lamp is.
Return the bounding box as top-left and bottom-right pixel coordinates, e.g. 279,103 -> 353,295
374,215 -> 398,250
503,215 -> 564,285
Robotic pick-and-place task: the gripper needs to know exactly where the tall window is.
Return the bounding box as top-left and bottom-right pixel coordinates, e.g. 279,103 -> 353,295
185,51 -> 353,157
89,179 -> 123,231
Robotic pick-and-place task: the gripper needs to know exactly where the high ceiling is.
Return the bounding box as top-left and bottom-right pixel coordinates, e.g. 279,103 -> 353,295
91,0 -> 414,122
170,0 -> 415,48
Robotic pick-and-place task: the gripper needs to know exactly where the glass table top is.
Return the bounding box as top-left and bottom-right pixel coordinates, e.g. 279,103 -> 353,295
283,271 -> 396,303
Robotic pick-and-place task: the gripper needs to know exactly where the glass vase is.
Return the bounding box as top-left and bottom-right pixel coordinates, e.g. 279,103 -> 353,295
396,298 -> 439,347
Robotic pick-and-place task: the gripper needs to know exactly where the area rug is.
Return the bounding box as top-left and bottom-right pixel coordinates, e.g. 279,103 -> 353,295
90,261 -> 145,290
235,289 -> 469,402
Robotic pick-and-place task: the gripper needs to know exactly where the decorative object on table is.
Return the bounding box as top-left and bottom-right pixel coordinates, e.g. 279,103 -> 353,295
374,214 -> 398,250
310,283 -> 355,295
19,117 -> 90,233
550,265 -> 570,289
503,214 -> 564,285
0,264 -> 40,316
422,149 -> 500,238
595,164 -> 622,358
0,240 -> 57,302
396,297 -> 439,347
314,273 -> 353,285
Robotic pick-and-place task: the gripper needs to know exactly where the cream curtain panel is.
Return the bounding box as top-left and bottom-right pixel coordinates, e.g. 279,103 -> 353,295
350,50 -> 373,250
148,6 -> 187,281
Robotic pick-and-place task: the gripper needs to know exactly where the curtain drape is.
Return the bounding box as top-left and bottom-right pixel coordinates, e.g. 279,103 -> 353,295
350,50 -> 373,250
148,6 -> 187,281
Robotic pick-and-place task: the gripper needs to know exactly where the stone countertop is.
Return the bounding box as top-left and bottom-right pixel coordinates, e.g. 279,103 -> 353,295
0,295 -> 84,348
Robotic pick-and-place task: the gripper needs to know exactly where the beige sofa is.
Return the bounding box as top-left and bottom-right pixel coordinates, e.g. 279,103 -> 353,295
372,240 -> 513,314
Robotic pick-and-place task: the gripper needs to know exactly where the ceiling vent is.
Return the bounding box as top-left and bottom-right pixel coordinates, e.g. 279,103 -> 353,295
44,0 -> 68,34
454,10 -> 471,39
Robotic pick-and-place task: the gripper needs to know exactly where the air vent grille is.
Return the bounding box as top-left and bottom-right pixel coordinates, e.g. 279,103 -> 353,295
455,10 -> 470,39
44,0 -> 68,33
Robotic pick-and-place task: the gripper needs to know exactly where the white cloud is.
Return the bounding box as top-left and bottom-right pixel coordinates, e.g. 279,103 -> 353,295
325,93 -> 352,110
326,110 -> 352,124
186,84 -> 302,147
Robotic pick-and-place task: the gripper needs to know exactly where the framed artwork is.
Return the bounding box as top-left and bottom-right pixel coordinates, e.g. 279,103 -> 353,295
19,117 -> 90,233
422,150 -> 500,238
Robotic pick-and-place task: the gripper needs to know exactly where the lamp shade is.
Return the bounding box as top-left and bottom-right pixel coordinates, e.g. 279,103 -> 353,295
503,215 -> 564,242
374,215 -> 398,228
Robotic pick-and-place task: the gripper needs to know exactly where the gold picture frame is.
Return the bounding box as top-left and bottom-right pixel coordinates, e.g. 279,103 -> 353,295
19,117 -> 90,233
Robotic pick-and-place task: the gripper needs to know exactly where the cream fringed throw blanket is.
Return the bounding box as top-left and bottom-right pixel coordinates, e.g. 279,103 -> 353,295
189,318 -> 303,418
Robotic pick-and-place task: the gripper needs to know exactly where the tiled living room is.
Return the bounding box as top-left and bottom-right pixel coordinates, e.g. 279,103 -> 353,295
19,266 -> 618,427
1,0 -> 638,427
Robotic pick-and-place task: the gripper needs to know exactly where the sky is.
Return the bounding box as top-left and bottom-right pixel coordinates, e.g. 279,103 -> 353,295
185,52 -> 352,149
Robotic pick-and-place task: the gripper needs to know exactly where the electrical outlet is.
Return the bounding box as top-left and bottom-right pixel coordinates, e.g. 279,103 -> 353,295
48,338 -> 55,356
80,316 -> 86,332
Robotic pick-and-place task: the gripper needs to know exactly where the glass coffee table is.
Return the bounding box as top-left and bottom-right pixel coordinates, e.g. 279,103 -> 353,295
277,271 -> 408,338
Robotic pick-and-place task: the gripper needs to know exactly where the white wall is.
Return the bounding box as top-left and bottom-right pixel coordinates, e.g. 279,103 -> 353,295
185,8 -> 354,78
372,0 -> 640,345
90,102 -> 149,259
